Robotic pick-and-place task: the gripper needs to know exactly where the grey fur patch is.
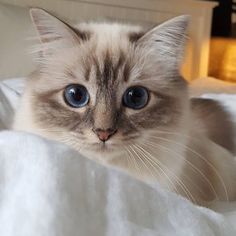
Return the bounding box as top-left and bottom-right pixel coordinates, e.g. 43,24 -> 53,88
191,98 -> 236,154
129,31 -> 145,43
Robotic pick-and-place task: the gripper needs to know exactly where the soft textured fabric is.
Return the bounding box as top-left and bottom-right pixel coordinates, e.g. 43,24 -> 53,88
0,131 -> 235,236
0,78 -> 236,235
0,78 -> 24,129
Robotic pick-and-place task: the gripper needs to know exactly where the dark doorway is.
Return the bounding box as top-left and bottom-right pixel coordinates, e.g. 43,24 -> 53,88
201,0 -> 233,37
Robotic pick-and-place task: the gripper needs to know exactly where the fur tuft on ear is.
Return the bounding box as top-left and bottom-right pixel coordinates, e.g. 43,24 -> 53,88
137,15 -> 190,69
29,8 -> 84,60
30,8 -> 80,44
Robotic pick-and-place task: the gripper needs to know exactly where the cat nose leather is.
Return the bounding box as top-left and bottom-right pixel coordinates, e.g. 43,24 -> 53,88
93,128 -> 117,142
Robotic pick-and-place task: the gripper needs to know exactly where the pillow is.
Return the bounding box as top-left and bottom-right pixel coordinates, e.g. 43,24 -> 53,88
0,3 -> 35,78
0,78 -> 25,130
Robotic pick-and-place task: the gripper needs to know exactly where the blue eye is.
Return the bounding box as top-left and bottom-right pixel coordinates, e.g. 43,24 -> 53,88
123,86 -> 149,109
64,84 -> 89,108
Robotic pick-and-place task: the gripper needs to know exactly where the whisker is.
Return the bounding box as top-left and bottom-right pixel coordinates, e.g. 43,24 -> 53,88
134,144 -> 196,203
124,146 -> 141,175
127,145 -> 145,178
123,146 -> 134,170
143,140 -> 218,200
131,144 -> 174,193
132,144 -> 189,199
129,145 -> 158,181
150,129 -> 192,139
148,135 -> 229,200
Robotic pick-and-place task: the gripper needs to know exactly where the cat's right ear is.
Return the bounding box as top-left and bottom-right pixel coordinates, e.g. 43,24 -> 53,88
136,15 -> 190,69
30,8 -> 86,57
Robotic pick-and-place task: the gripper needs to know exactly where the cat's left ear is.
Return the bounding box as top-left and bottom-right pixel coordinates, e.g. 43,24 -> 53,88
137,15 -> 190,67
30,8 -> 86,54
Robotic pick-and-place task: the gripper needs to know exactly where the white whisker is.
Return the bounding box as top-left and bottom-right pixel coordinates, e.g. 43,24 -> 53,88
132,144 -> 185,198
134,144 -> 196,203
149,135 -> 229,200
143,140 -> 218,200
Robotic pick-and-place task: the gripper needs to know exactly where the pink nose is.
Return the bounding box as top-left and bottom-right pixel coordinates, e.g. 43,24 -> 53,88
93,128 -> 117,142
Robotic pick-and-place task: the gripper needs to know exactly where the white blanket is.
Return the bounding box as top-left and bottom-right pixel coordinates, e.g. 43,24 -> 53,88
0,79 -> 236,235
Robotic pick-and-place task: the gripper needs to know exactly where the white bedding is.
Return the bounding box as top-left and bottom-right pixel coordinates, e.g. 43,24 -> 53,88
0,78 -> 236,236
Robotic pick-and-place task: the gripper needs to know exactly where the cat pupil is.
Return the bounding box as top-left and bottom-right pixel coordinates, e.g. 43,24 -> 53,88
123,87 -> 149,110
64,84 -> 89,108
129,90 -> 143,104
70,88 -> 82,101
64,85 -> 149,110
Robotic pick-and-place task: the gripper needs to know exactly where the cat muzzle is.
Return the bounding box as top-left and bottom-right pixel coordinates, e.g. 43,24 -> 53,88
92,128 -> 117,142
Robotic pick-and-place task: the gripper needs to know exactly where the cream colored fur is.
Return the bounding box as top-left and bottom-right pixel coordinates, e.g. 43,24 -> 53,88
14,9 -> 236,206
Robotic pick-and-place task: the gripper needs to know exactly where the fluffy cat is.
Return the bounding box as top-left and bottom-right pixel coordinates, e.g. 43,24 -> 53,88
14,8 -> 236,206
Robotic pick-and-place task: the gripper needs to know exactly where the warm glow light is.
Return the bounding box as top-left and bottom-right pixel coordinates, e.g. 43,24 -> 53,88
209,38 -> 236,82
220,43 -> 236,82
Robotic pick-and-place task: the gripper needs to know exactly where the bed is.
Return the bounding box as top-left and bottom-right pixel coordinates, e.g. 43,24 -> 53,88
0,77 -> 236,236
0,1 -> 236,235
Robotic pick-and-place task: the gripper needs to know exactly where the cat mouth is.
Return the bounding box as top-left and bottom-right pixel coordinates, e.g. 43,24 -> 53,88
90,141 -> 118,152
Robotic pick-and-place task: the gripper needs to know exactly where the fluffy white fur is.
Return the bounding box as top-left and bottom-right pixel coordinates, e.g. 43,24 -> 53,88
14,9 -> 236,206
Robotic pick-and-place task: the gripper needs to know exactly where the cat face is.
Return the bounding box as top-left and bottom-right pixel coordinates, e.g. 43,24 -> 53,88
22,9 -> 189,162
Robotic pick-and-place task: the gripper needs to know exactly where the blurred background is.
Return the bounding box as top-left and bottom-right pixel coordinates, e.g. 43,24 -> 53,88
204,0 -> 236,82
0,0 -> 236,86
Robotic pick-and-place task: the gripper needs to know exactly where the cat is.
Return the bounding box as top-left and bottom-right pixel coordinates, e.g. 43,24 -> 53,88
14,8 -> 236,206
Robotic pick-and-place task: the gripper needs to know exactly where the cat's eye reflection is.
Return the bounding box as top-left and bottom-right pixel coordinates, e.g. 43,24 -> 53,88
123,86 -> 149,109
64,84 -> 89,108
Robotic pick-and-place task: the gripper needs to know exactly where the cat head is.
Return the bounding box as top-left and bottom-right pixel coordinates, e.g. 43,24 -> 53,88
22,9 -> 190,163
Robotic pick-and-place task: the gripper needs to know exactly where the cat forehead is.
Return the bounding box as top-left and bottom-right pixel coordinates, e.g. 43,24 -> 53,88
77,22 -> 143,37
65,24 -> 144,83
75,22 -> 144,49
40,24 -> 143,87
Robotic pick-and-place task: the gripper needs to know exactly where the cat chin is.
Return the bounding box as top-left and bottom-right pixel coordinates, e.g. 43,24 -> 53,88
79,146 -> 124,163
